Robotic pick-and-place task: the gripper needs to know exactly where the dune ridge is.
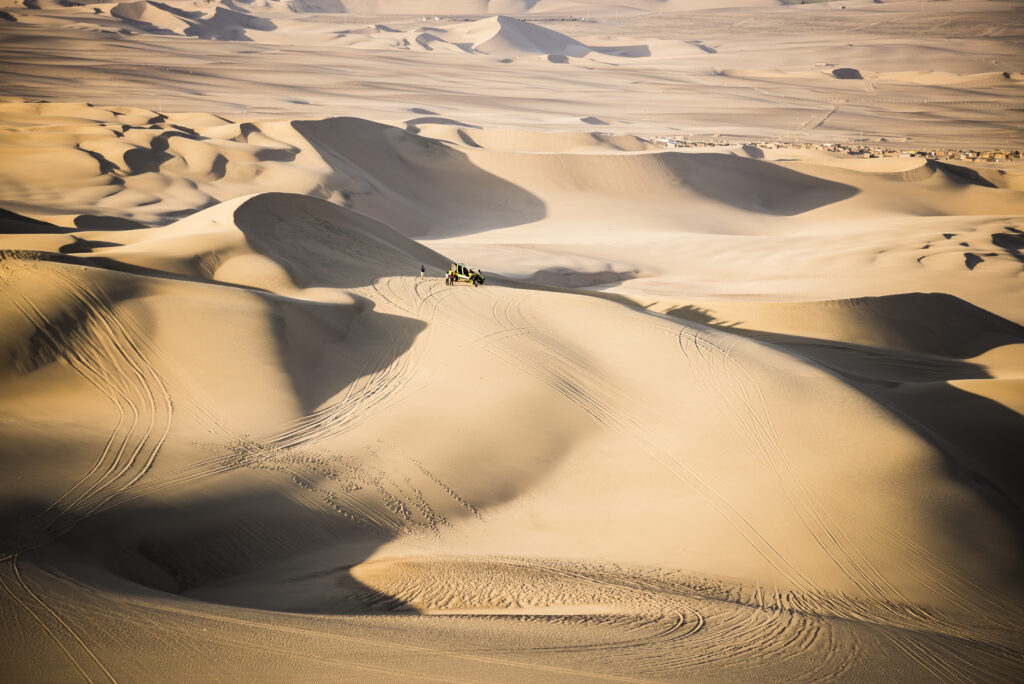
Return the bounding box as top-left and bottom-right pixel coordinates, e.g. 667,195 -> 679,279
5,171 -> 1024,682
9,104 -> 1021,234
3,183 -> 1023,680
2,0 -> 1024,680
109,0 -> 277,40
4,1 -> 1022,147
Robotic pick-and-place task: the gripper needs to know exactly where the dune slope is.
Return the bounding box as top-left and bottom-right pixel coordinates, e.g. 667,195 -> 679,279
3,183 -> 1024,680
1,0 -> 1023,679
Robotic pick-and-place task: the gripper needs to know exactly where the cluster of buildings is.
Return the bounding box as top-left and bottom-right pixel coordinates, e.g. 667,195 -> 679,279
646,137 -> 1022,163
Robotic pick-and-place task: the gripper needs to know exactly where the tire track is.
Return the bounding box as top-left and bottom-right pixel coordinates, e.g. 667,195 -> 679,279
0,560 -> 92,682
0,260 -> 128,553
472,291 -> 820,595
108,590 -> 649,682
0,255 -> 172,555
267,276 -> 435,452
495,558 -> 700,655
672,324 -> 1024,677
10,557 -> 473,684
42,266 -> 173,513
31,549 -> 1022,682
672,323 -> 1024,635
327,555 -> 854,681
676,326 -> 910,609
97,277 -> 428,521
0,257 -> 434,539
0,555 -> 116,683
862,515 -> 1024,631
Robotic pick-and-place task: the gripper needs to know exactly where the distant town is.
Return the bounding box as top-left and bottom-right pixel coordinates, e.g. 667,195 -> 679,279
646,136 -> 1023,163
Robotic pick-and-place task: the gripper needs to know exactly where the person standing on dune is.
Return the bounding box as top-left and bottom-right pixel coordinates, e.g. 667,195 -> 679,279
420,264 -> 425,278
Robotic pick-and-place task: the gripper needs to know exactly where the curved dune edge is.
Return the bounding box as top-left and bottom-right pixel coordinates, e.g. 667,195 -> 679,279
14,104 -> 1023,241
2,0 -> 1024,677
2,186 -> 1023,681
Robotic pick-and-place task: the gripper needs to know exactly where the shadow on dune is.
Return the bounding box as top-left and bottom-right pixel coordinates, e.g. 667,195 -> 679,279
291,118 -> 547,239
928,160 -> 998,189
522,266 -> 640,289
232,192 -> 451,287
668,292 -> 1024,359
0,207 -> 68,235
291,119 -> 856,239
660,152 -> 859,216
992,227 -> 1024,265
0,260 -> 148,377
73,215 -> 147,231
1,489 -> 412,616
593,44 -> 651,58
276,298 -> 426,414
663,293 -> 1024,542
741,144 -> 765,160
2,201 -> 520,611
4,199 -> 436,417
109,1 -> 276,41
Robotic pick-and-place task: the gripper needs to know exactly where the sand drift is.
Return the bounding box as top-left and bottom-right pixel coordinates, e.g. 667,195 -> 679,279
2,0 -> 1024,680
2,116 -> 1024,679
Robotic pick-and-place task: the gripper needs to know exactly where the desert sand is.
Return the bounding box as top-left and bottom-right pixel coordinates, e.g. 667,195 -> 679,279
1,0 -> 1023,681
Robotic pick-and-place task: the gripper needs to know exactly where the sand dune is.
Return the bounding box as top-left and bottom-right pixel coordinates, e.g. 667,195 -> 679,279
414,123 -> 656,152
0,105 -> 869,232
3,103 -> 1023,317
286,0 -> 784,13
3,185 -> 1023,680
2,0 -> 1024,680
444,15 -> 592,57
107,0 -> 276,40
3,1 -> 1021,147
332,15 -> 650,61
110,1 -> 192,34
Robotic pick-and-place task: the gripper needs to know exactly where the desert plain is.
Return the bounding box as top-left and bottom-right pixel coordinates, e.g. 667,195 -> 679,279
1,0 -> 1023,680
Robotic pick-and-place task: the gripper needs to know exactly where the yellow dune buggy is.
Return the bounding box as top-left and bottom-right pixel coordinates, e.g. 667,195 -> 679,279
446,263 -> 485,286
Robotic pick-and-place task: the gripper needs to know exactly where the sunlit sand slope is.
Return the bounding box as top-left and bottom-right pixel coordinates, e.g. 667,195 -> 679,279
2,183 -> 1023,680
1,0 -> 1023,679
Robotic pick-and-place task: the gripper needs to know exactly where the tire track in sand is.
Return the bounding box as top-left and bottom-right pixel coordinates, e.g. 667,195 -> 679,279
473,288 -> 819,595
0,555 -> 116,683
676,326 -> 910,608
103,276 -> 456,535
0,254 -> 172,556
673,323 -> 1024,679
92,277 -> 425,517
465,292 -> 867,680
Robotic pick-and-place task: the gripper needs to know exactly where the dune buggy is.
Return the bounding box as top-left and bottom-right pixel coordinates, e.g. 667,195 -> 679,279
446,263 -> 485,286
